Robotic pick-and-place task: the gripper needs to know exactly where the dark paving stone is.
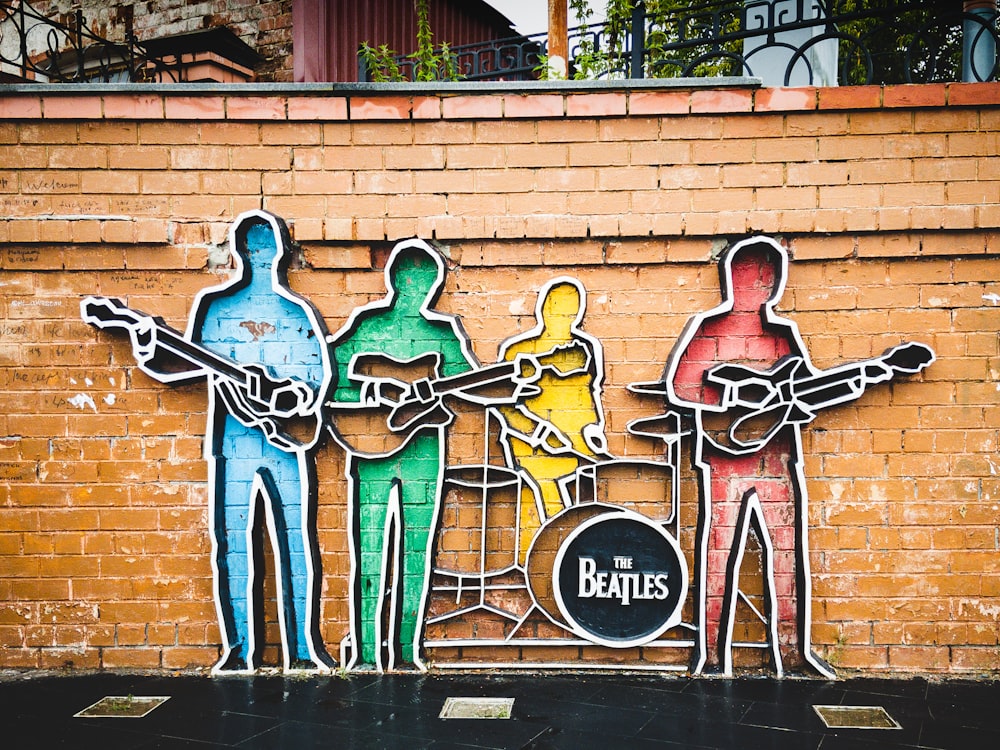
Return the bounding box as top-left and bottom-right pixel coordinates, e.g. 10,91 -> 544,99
834,690 -> 930,738
621,685 -> 756,723
136,738 -> 233,749
638,710 -> 825,750
519,724 -> 708,750
89,710 -> 280,747
223,679 -> 396,729
838,677 -> 929,701
739,699 -> 831,734
353,674 -> 511,708
512,694 -> 658,738
235,719 -> 434,749
424,741 -> 529,750
919,720 -> 1000,750
925,680 -> 1000,708
715,678 -> 844,704
681,676 -> 844,705
594,674 -> 691,693
584,683 -> 710,713
486,674 -> 610,704
4,673 -> 999,750
817,733 -> 923,750
351,673 -> 608,711
8,717 -> 161,750
356,703 -> 551,748
924,699 -> 1000,733
3,673 -> 140,720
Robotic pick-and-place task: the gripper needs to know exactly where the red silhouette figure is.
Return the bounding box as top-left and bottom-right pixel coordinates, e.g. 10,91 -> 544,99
665,237 -> 832,677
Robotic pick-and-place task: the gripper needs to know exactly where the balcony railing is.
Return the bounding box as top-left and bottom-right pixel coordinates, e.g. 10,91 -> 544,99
633,0 -> 999,85
362,0 -> 999,85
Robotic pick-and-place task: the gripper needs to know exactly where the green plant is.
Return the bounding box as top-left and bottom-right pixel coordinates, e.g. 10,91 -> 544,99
568,0 -> 619,79
411,0 -> 437,81
646,0 -> 742,78
360,0 -> 462,83
533,52 -> 554,79
825,630 -> 850,666
576,0 -> 971,84
567,0 -> 742,80
105,695 -> 136,712
834,0 -> 968,84
359,42 -> 404,82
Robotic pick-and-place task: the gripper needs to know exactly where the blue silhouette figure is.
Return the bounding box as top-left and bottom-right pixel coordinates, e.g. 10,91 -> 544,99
82,210 -> 333,672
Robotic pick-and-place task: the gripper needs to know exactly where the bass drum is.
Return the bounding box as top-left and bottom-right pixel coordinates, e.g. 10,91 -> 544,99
526,503 -> 687,648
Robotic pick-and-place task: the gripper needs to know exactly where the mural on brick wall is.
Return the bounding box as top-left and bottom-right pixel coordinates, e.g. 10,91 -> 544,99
81,213 -> 935,676
82,210 -> 333,673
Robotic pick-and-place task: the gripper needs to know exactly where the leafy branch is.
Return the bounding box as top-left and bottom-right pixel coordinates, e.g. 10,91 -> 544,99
360,0 -> 461,83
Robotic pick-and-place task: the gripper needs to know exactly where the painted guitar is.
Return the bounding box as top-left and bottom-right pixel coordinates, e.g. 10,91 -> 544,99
326,341 -> 588,458
81,295 -> 316,452
702,341 -> 935,454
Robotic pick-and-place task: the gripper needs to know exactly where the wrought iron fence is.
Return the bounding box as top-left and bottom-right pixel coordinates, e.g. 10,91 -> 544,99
0,0 -> 179,83
359,32 -> 546,83
362,0 -> 998,85
635,0 -> 999,85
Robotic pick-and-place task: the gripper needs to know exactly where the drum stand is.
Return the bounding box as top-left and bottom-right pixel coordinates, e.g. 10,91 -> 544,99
425,409 -> 700,662
426,410 -> 534,631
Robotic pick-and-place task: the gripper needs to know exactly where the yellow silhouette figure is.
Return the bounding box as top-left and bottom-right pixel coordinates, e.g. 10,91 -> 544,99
496,277 -> 611,564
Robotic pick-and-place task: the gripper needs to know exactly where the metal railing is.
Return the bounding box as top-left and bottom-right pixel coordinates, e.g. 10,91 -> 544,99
362,0 -> 999,85
635,0 -> 999,85
358,32 -> 546,82
0,0 -> 179,83
5,0 -> 995,86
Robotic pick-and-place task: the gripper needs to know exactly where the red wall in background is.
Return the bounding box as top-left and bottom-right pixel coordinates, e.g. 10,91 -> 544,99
293,0 -> 518,82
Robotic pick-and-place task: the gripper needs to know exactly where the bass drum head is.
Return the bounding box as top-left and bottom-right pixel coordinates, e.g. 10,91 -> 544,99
527,503 -> 687,648
525,503 -> 612,629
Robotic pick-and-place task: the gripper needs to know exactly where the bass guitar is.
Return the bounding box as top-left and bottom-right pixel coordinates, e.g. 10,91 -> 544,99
326,341 -> 588,458
81,295 -> 317,452
702,341 -> 935,454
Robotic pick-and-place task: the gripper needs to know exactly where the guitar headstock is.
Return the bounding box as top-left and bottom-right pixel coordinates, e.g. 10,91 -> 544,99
80,296 -> 143,329
882,342 -> 935,374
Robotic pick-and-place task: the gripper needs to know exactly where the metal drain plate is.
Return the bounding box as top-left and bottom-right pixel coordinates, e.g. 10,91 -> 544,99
813,705 -> 900,729
439,697 -> 514,719
75,696 -> 170,718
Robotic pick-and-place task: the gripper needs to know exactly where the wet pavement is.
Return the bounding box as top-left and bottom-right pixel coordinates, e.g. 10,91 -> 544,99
2,670 -> 998,749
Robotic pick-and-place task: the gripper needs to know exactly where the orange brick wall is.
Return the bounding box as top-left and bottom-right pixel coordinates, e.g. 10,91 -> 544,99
0,82 -> 998,673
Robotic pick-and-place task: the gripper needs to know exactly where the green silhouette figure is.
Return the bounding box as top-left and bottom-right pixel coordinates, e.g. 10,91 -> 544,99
327,240 -> 476,670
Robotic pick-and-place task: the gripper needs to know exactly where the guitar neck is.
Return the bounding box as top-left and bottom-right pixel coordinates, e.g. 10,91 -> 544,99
431,342 -> 589,396
423,340 -> 588,398
154,326 -> 250,385
84,298 -> 251,387
427,360 -> 518,396
791,359 -> 889,410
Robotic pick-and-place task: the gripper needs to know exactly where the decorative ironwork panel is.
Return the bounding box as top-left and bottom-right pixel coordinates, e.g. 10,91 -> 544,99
0,0 -> 179,82
637,0 -> 999,84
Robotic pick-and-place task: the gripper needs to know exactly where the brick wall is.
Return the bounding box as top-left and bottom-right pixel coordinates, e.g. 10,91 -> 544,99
0,81 -> 997,673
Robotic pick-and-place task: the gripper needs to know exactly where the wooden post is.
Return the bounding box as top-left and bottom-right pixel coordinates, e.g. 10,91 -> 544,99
547,0 -> 568,78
